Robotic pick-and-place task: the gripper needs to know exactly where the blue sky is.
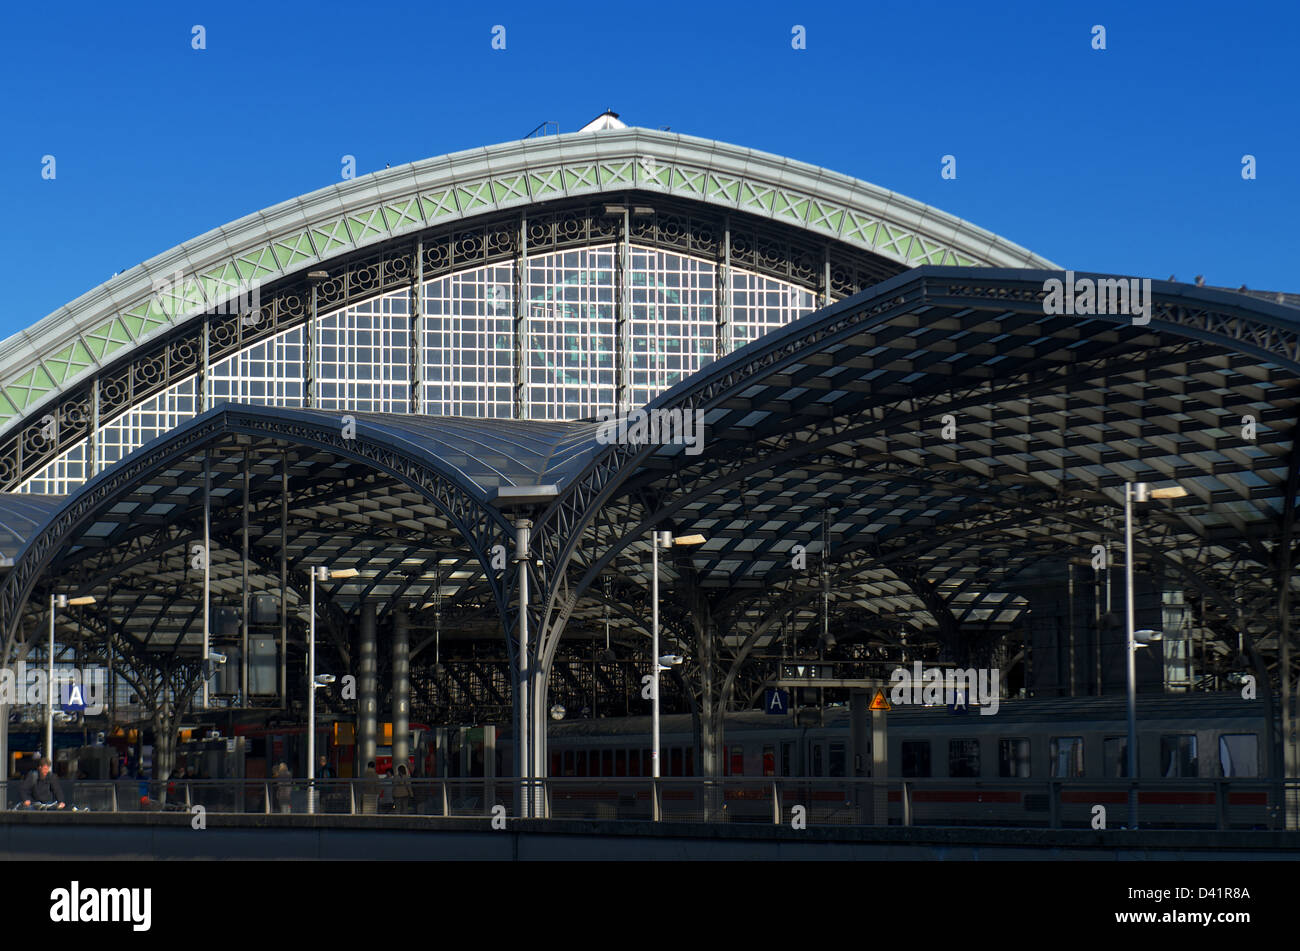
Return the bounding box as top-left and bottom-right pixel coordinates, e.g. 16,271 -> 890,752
1,0 -> 1296,337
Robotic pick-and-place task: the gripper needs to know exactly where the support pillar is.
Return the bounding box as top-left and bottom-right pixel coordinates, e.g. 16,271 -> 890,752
850,689 -> 869,776
871,706 -> 888,825
358,602 -> 378,773
392,608 -> 410,772
513,519 -> 532,817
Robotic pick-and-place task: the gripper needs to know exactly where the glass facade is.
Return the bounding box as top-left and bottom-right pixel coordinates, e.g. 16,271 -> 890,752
18,246 -> 816,493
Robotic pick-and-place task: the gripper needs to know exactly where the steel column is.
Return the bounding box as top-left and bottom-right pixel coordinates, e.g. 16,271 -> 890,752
717,214 -> 732,356
307,569 -> 316,814
358,601 -> 378,772
514,214 -> 529,420
616,206 -> 631,413
1124,482 -> 1138,829
514,519 -> 532,817
393,607 -> 410,772
410,237 -> 424,415
200,314 -> 210,412
279,451 -> 288,704
46,595 -> 55,761
202,450 -> 211,708
241,448 -> 250,704
89,376 -> 100,477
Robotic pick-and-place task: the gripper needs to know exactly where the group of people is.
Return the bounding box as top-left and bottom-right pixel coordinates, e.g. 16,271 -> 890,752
272,756 -> 417,815
12,754 -> 421,814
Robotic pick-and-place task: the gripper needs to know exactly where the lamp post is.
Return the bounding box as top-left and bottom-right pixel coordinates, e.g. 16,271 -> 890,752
308,566 -> 356,813
47,594 -> 94,763
1123,481 -> 1185,829
649,530 -> 704,819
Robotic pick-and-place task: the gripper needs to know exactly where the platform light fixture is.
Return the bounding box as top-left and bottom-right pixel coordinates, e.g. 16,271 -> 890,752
307,565 -> 355,813
47,593 -> 95,761
1123,481 -> 1184,829
649,530 -> 706,819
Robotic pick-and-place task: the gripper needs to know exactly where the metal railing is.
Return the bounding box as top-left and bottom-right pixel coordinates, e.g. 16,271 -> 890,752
4,776 -> 1293,830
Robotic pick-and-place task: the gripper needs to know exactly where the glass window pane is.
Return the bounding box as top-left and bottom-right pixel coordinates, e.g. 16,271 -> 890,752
1050,737 -> 1085,778
998,738 -> 1031,778
901,741 -> 931,778
1219,734 -> 1258,777
949,739 -> 980,778
1160,734 -> 1197,778
1103,736 -> 1131,778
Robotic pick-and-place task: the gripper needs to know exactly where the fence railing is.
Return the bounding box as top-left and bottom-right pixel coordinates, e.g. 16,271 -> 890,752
3,776 -> 1294,830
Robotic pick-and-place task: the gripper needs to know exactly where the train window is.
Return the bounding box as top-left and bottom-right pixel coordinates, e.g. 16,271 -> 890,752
1103,736 -> 1131,778
730,746 -> 744,776
642,750 -> 652,776
948,739 -> 980,778
781,742 -> 794,777
615,749 -> 627,777
998,738 -> 1031,778
763,745 -> 776,777
601,749 -> 613,777
811,744 -> 823,777
685,748 -> 694,776
829,743 -> 846,778
671,747 -> 683,777
1160,734 -> 1197,778
901,741 -> 930,778
1050,737 -> 1085,777
552,752 -> 562,776
1219,734 -> 1258,777
576,751 -> 588,777
563,750 -> 574,777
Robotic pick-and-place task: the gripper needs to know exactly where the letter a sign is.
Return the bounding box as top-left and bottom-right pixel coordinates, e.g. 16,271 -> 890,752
765,688 -> 790,715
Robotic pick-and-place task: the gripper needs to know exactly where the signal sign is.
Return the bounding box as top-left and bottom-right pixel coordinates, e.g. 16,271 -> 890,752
869,689 -> 891,712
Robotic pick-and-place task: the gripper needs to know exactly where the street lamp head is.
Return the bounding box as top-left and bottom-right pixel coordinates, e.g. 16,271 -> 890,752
658,654 -> 684,668
67,596 -> 96,606
1134,629 -> 1163,645
1149,486 -> 1189,500
314,674 -> 335,686
672,534 -> 706,546
315,566 -> 359,581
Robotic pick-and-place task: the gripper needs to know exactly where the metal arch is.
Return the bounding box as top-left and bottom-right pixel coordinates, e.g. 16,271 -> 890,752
0,128 -> 1055,449
0,406 -> 515,664
527,269 -> 1300,682
2,199 -> 882,492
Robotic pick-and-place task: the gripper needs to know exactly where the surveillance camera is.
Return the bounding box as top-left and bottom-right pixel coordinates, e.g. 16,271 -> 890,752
658,654 -> 684,668
207,651 -> 227,664
314,674 -> 336,686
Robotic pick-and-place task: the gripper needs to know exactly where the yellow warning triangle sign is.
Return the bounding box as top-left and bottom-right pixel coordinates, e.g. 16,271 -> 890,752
869,689 -> 891,711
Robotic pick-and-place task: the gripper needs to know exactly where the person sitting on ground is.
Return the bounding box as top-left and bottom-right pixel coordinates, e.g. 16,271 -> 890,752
19,758 -> 66,810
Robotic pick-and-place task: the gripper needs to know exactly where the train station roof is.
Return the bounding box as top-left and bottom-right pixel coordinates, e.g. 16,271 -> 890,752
1,267 -> 1296,682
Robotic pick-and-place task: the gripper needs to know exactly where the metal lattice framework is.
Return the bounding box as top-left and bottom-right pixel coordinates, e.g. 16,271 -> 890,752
0,128 -> 1054,492
518,268 -> 1299,759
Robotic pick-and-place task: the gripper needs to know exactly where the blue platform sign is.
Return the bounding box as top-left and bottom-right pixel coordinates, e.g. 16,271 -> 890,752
765,688 -> 790,715
61,682 -> 86,714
